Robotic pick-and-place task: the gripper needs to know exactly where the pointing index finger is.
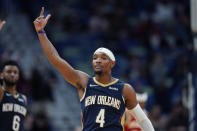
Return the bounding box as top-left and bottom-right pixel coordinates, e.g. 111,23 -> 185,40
40,7 -> 44,17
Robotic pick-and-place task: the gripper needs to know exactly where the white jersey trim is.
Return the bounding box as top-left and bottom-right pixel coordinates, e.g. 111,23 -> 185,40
122,95 -> 125,104
80,87 -> 86,102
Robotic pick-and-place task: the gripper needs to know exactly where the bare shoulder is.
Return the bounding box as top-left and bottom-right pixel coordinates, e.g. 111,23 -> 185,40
75,70 -> 90,88
122,83 -> 137,110
123,83 -> 135,92
123,83 -> 136,98
76,70 -> 90,78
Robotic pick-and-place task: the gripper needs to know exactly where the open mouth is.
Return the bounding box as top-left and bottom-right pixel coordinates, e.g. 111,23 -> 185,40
95,65 -> 102,69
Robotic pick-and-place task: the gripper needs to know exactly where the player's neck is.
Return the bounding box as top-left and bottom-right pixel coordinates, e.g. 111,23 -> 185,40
95,74 -> 114,85
4,85 -> 17,95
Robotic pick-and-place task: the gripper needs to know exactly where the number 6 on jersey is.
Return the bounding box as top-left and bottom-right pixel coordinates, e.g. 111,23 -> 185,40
96,109 -> 105,127
12,115 -> 20,131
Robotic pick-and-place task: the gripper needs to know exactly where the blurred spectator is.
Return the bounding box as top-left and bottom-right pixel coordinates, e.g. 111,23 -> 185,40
31,111 -> 52,131
30,68 -> 53,102
167,101 -> 188,131
24,114 -> 34,131
149,105 -> 168,131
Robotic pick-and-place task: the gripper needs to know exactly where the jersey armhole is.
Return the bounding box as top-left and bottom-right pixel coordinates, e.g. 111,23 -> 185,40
80,77 -> 92,102
22,95 -> 28,105
80,88 -> 86,102
122,83 -> 126,104
122,95 -> 125,104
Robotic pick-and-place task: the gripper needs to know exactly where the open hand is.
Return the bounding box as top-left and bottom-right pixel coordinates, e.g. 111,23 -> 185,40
33,7 -> 51,32
0,20 -> 6,31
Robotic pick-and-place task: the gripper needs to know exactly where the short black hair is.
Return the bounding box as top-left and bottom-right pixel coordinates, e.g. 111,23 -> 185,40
0,60 -> 20,72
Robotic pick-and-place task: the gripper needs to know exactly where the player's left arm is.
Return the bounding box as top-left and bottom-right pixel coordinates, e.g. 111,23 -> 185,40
0,86 -> 3,102
123,84 -> 155,131
0,73 -> 4,102
0,20 -> 6,31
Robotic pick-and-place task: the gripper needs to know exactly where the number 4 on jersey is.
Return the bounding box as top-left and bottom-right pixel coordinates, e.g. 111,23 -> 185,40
96,109 -> 105,127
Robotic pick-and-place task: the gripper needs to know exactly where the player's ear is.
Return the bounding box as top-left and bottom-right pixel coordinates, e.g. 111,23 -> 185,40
110,61 -> 115,68
0,72 -> 3,79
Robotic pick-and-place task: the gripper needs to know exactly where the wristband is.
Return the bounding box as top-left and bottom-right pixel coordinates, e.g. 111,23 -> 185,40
37,30 -> 45,34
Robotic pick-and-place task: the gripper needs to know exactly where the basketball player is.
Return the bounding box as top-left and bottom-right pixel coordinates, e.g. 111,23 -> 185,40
33,7 -> 155,131
124,92 -> 148,131
0,20 -> 6,31
0,60 -> 27,131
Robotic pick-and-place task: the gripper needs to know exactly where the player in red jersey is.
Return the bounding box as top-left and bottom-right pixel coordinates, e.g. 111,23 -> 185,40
124,92 -> 149,131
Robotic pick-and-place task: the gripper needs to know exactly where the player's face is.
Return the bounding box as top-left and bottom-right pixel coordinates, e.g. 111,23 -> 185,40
92,52 -> 115,75
2,65 -> 19,86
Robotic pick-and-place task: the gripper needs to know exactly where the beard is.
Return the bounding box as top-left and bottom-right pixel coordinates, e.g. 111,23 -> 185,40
4,79 -> 17,86
94,70 -> 102,75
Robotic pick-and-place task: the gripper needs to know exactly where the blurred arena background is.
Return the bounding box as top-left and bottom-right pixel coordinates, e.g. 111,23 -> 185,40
0,0 -> 195,131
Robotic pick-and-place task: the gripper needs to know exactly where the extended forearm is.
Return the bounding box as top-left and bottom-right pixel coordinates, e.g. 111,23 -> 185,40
37,33 -> 60,64
130,104 -> 155,131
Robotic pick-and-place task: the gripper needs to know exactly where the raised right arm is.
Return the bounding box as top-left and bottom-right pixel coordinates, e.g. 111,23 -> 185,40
33,7 -> 89,89
0,20 -> 5,101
